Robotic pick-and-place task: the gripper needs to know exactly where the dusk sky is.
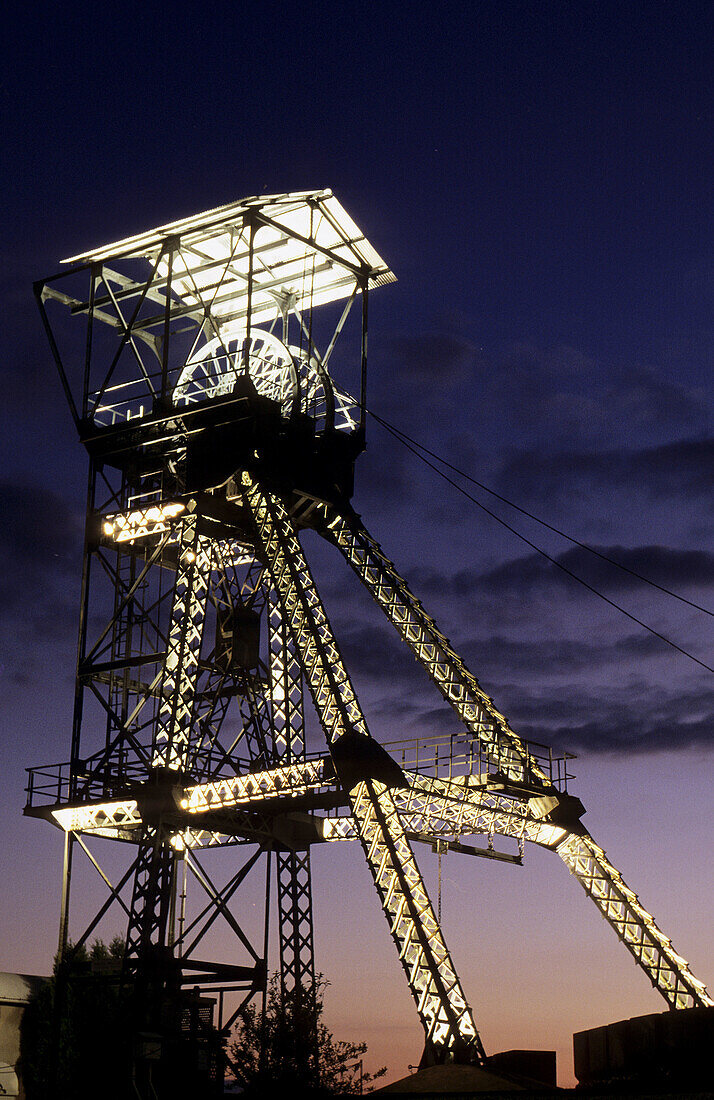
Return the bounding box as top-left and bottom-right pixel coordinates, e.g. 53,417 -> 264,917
1,2 -> 712,1088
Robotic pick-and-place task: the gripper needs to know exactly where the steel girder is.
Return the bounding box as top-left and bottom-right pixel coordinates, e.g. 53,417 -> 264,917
112,499 -> 321,1063
183,756 -> 711,1008
242,472 -> 484,1064
268,591 -> 317,1001
28,455 -> 712,1057
153,512 -> 213,771
275,849 -> 316,996
125,826 -> 176,967
125,510 -> 212,983
324,512 -> 543,785
554,832 -> 711,1009
333,775 -> 713,1008
190,547 -> 269,777
269,590 -> 307,762
87,505 -> 274,1039
323,510 -> 712,1011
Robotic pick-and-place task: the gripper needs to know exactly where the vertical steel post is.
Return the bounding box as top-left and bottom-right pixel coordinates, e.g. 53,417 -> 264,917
82,265 -> 96,419
177,851 -> 187,958
160,242 -> 175,403
168,850 -> 179,949
245,218 -> 255,371
57,829 -> 74,962
69,463 -> 97,798
359,278 -> 369,438
259,846 -> 272,1077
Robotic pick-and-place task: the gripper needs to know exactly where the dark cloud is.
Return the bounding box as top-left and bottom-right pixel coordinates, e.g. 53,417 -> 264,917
496,437 -> 714,506
460,632 -> 665,678
338,624 -> 428,691
497,683 -> 714,755
0,480 -> 82,618
478,543 -> 714,597
326,589 -> 714,755
358,330 -> 712,533
385,331 -> 481,381
609,365 -> 708,438
369,677 -> 714,755
370,695 -> 478,741
481,345 -> 709,450
370,670 -> 714,755
410,543 -> 714,602
319,585 -> 714,754
356,329 -> 485,511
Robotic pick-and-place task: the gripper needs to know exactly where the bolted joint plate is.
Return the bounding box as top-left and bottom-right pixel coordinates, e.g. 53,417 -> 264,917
529,791 -> 586,834
330,730 -> 409,794
132,767 -> 188,824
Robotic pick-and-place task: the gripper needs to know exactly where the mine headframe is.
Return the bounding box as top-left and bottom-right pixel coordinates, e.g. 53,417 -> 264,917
29,191 -> 712,1095
30,191 -> 395,1095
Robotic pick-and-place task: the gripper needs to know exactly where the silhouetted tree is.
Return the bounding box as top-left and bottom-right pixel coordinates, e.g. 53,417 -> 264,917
229,973 -> 386,1097
19,937 -> 132,1100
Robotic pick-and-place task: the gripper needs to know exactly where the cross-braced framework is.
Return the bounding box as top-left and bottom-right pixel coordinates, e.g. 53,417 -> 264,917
29,191 -> 711,1097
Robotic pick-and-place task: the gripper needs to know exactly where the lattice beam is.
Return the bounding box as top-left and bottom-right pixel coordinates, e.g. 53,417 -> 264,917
268,589 -> 317,1000
276,849 -> 316,996
125,827 -> 175,966
242,473 -> 484,1063
153,511 -> 212,770
556,832 -> 712,1009
325,512 -> 545,786
269,590 -> 307,762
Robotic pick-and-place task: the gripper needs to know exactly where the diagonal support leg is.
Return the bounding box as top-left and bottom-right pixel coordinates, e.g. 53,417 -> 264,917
324,511 -> 542,784
397,774 -> 713,1009
326,513 -> 712,1010
242,473 -> 483,1064
555,831 -> 712,1009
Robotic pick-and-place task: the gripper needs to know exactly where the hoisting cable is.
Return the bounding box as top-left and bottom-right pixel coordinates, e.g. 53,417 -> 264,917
368,408 -> 713,618
367,408 -> 714,675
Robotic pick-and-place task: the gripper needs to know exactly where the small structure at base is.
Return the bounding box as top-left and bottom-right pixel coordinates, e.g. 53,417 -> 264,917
573,1005 -> 714,1092
0,973 -> 47,1098
376,1057 -> 559,1095
486,1050 -> 557,1089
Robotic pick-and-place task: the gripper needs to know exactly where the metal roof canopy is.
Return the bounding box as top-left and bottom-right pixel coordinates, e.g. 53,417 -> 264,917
62,190 -> 396,329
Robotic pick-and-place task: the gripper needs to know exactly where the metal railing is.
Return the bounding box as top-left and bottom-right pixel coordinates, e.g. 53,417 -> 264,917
25,740 -> 255,810
382,730 -> 575,791
88,348 -> 359,433
26,729 -> 574,813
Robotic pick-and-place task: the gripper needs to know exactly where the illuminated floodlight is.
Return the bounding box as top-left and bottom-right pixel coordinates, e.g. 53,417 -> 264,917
52,799 -> 141,833
102,500 -> 186,543
183,758 -> 329,813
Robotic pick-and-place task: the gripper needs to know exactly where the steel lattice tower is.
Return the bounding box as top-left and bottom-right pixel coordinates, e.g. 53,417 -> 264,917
29,191 -> 711,1096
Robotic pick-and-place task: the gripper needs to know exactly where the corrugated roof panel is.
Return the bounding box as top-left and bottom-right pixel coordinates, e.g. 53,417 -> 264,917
61,190 -> 394,323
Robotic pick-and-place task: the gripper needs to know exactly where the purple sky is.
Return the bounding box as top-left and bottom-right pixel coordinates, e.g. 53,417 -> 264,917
1,1 -> 712,1086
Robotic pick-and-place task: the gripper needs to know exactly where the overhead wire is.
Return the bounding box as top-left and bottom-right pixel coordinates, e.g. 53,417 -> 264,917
370,411 -> 714,618
367,408 -> 714,675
